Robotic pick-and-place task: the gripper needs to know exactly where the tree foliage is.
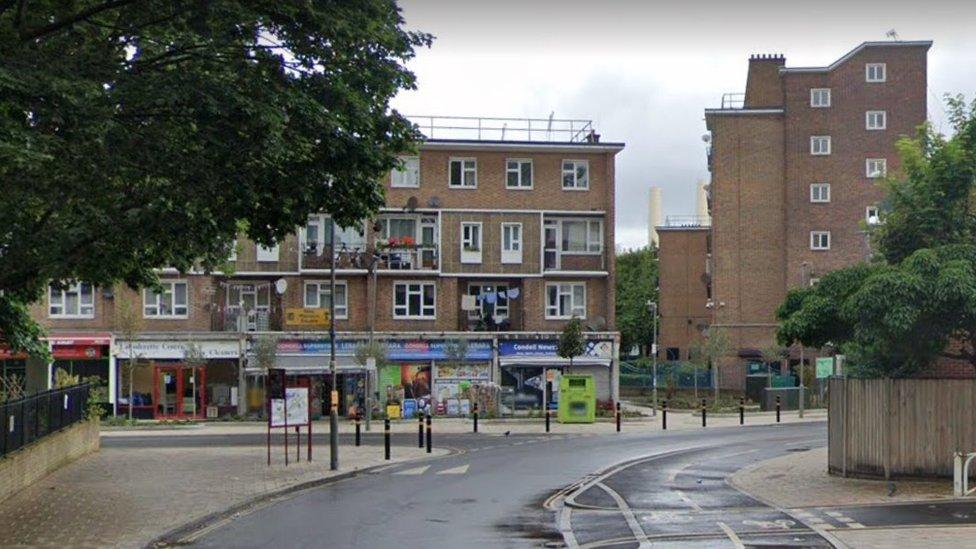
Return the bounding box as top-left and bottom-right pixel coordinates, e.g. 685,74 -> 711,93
615,247 -> 658,355
558,317 -> 586,367
0,1 -> 431,354
776,96 -> 976,377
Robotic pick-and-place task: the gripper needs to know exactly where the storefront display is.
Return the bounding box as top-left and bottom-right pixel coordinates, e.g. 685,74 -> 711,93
498,339 -> 614,411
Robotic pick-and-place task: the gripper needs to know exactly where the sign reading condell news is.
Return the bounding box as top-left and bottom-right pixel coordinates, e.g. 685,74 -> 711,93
116,340 -> 240,360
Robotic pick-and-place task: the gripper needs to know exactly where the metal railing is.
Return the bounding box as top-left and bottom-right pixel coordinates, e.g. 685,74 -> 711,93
720,93 -> 745,109
954,452 -> 976,496
375,245 -> 438,271
407,115 -> 596,143
664,215 -> 711,228
1,383 -> 90,459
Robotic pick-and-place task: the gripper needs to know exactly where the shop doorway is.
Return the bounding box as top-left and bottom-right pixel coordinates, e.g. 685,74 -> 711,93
154,365 -> 206,419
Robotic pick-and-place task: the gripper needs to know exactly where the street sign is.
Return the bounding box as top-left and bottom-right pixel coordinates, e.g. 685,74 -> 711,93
815,357 -> 833,379
284,307 -> 330,327
270,387 -> 310,427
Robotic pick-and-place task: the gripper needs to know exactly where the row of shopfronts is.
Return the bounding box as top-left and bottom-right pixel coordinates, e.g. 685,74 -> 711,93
1,333 -> 618,420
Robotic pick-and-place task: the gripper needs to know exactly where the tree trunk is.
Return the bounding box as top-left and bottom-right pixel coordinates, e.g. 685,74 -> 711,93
713,359 -> 720,401
127,362 -> 133,421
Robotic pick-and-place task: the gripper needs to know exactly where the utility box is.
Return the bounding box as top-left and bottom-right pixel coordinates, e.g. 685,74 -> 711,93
557,375 -> 595,423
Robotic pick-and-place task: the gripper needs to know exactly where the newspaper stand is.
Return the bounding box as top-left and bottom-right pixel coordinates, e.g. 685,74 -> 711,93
267,369 -> 312,466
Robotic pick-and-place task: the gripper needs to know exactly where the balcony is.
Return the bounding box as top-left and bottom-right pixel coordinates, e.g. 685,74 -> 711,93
300,242 -> 369,271
213,307 -> 280,332
375,244 -> 439,271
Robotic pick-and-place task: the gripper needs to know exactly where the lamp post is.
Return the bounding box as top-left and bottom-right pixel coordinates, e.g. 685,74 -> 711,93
329,219 -> 339,471
647,300 -> 658,417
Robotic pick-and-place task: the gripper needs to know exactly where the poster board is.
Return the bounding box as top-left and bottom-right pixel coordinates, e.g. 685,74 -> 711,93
270,387 -> 310,427
815,357 -> 834,379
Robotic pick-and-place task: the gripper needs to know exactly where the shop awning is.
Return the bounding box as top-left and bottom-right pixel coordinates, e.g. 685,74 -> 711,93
245,355 -> 364,375
499,357 -> 611,368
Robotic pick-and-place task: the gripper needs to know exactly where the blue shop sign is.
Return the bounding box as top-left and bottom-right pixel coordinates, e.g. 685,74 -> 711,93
499,340 -> 613,359
276,338 -> 492,361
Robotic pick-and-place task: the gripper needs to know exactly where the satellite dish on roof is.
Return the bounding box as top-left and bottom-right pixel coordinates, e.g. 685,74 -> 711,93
405,196 -> 419,211
586,316 -> 607,331
428,196 -> 442,208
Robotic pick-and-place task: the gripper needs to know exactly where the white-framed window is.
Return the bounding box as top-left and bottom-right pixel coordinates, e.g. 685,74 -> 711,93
866,63 -> 886,83
391,156 -> 420,188
810,183 -> 831,203
303,281 -> 348,319
545,282 -> 586,319
501,223 -> 523,264
467,283 -> 509,321
393,281 -> 436,319
561,219 -> 603,253
460,222 -> 482,264
866,110 -> 887,130
506,159 -> 533,189
48,282 -> 94,318
866,158 -> 887,178
257,242 -> 279,262
810,231 -> 831,251
810,136 -> 831,156
866,206 -> 882,225
143,281 -> 188,318
810,88 -> 831,108
449,158 -> 477,188
562,160 -> 589,190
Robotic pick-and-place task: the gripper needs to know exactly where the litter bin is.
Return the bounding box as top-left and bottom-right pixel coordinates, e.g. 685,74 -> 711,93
557,375 -> 595,423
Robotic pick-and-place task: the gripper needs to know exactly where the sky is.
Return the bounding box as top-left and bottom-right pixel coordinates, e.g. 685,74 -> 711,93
391,0 -> 976,250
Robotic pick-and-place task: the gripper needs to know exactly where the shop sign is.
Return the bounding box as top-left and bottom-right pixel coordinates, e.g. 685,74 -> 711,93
435,364 -> 490,380
47,334 -> 112,346
116,340 -> 239,360
276,339 -> 360,356
386,340 -> 492,361
284,308 -> 330,327
53,345 -> 103,360
498,340 -> 613,359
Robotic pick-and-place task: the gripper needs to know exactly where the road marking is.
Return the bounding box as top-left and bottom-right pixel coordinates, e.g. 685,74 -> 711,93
847,522 -> 866,529
393,465 -> 430,476
436,464 -> 469,475
825,511 -> 844,518
674,490 -> 702,511
559,506 -> 580,549
717,521 -> 745,549
595,482 -> 651,548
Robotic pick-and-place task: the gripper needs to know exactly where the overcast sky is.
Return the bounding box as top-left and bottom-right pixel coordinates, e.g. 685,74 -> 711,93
391,0 -> 976,250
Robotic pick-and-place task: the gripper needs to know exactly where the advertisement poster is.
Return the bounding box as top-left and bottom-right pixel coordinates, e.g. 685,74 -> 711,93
270,387 -> 309,427
401,364 -> 431,401
435,364 -> 490,380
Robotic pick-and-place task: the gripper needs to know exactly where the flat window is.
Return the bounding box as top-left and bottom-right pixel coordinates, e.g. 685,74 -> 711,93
562,160 -> 589,190
810,231 -> 831,251
49,282 -> 94,318
810,136 -> 831,156
501,223 -> 522,264
391,156 -> 420,188
866,63 -> 886,83
467,283 -> 509,321
506,159 -> 533,189
866,111 -> 886,130
461,222 -> 482,252
866,206 -> 882,225
257,242 -> 279,262
227,283 -> 270,310
866,158 -> 887,178
393,282 -> 436,319
143,281 -> 188,318
449,158 -> 477,188
545,282 -> 586,319
810,88 -> 831,108
303,281 -> 348,319
665,348 -> 680,361
810,183 -> 830,203
560,219 -> 602,253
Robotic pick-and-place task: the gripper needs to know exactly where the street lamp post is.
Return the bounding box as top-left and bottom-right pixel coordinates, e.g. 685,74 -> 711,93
647,300 -> 658,417
329,219 -> 339,471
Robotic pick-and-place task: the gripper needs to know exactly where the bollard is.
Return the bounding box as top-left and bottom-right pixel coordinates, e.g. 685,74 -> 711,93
615,402 -> 621,432
384,418 -> 391,460
355,413 -> 362,447
425,413 -> 432,454
739,398 -> 745,426
545,408 -> 551,433
418,413 -> 425,448
662,400 -> 668,430
473,402 -> 479,433
776,395 -> 781,423
701,399 -> 707,427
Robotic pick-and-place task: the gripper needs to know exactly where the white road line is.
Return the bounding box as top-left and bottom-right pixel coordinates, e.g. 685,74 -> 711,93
436,464 -> 469,475
393,465 -> 430,476
717,521 -> 745,549
675,490 -> 703,512
836,516 -> 854,523
559,506 -> 580,549
847,522 -> 866,529
825,511 -> 844,518
595,482 -> 651,548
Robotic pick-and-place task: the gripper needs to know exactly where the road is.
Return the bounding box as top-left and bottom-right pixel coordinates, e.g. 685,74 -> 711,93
152,422 -> 976,548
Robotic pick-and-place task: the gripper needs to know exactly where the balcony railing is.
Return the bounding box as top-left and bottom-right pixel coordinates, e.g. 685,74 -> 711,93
217,307 -> 275,332
720,93 -> 745,109
300,242 -> 369,271
664,215 -> 711,228
407,115 -> 597,143
375,245 -> 438,271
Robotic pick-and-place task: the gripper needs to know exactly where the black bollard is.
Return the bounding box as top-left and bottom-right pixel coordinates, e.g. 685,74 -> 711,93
701,398 -> 707,427
384,418 -> 391,460
662,400 -> 668,430
425,413 -> 432,454
418,413 -> 424,448
739,398 -> 745,426
545,408 -> 551,433
776,395 -> 781,423
355,413 -> 362,447
616,402 -> 621,432
473,402 -> 479,433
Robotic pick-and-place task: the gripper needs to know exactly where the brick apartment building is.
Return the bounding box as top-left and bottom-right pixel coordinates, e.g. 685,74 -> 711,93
8,117 -> 624,419
658,40 -> 931,390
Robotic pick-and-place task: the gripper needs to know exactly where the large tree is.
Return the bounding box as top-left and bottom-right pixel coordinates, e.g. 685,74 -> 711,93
615,246 -> 658,355
0,1 -> 431,354
776,96 -> 976,377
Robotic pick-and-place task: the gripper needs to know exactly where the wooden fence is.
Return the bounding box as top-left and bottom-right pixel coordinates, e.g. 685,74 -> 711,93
828,377 -> 976,479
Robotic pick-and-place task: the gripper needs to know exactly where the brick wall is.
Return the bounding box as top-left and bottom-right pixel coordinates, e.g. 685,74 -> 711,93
658,228 -> 712,360
0,420 -> 99,504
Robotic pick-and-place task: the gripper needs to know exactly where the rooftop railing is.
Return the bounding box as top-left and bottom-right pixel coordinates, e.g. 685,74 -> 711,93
664,215 -> 711,228
407,115 -> 597,143
720,93 -> 745,109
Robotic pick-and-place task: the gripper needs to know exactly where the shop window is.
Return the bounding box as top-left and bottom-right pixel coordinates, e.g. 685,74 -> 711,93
49,282 -> 94,318
393,282 -> 436,319
143,281 -> 189,318
304,281 -> 348,319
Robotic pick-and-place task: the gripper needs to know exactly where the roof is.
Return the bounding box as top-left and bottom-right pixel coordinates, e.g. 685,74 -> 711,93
420,138 -> 625,153
703,108 -> 784,117
779,40 -> 933,74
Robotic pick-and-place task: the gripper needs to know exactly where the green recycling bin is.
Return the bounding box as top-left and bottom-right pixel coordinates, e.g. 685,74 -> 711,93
557,375 -> 595,423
